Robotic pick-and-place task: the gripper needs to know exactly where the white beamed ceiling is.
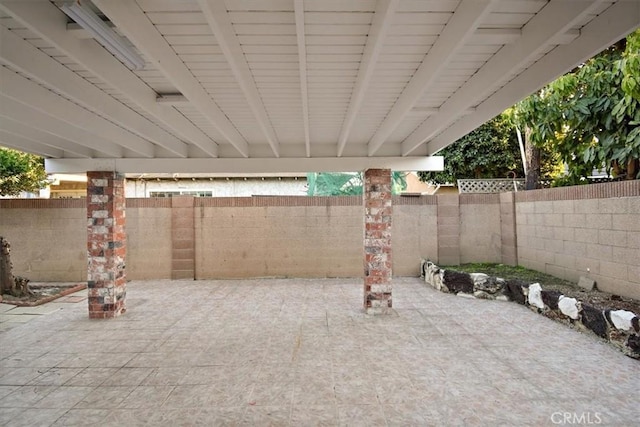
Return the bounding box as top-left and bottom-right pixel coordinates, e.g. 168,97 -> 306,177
0,0 -> 638,173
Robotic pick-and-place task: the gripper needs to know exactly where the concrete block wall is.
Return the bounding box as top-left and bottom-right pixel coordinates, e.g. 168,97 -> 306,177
194,196 -> 363,279
393,198 -> 438,276
0,199 -> 86,281
515,181 -> 640,300
126,199 -> 173,280
1,182 -> 637,300
459,194 -> 502,264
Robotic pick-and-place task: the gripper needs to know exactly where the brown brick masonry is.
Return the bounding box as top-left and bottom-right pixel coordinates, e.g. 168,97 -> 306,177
86,172 -> 126,319
363,169 -> 393,314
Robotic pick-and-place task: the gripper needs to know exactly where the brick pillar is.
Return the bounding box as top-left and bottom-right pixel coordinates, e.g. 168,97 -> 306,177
363,168 -> 393,314
500,192 -> 518,266
437,194 -> 460,265
86,171 -> 126,319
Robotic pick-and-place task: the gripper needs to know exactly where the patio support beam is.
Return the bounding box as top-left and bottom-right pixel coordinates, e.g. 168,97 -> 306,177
87,172 -> 127,319
363,168 -> 393,315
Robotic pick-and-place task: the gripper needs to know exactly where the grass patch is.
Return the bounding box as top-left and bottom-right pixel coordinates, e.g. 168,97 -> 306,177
444,263 -> 576,288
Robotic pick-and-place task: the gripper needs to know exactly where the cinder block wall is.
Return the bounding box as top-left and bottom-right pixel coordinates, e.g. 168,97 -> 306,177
194,196 -> 364,278
515,181 -> 640,300
459,194 -> 502,264
1,183 -> 638,300
126,199 -> 173,280
0,199 -> 86,281
393,198 -> 438,275
0,199 -> 173,282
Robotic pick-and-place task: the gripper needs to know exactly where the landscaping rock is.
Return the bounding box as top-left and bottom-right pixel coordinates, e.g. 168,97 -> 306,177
558,296 -> 580,320
504,279 -> 528,305
607,310 -> 638,332
541,290 -> 562,309
472,274 -> 505,300
581,304 -> 608,338
527,283 -> 544,310
418,261 -> 640,360
442,270 -> 474,294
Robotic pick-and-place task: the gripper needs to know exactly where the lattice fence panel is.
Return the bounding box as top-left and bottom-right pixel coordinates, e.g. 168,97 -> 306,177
457,179 -> 525,193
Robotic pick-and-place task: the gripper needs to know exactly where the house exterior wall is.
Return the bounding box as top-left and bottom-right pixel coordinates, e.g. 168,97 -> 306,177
125,177 -> 308,198
1,182 -> 638,300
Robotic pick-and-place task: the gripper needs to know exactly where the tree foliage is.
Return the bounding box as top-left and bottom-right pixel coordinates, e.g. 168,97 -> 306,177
513,30 -> 640,183
0,148 -> 49,196
417,114 -> 526,184
306,172 -> 407,196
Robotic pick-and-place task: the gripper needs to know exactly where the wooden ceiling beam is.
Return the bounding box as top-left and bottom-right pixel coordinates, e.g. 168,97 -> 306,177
337,0 -> 398,157
427,0 -> 640,155
403,0 -> 606,156
367,0 -> 498,156
294,0 -> 311,157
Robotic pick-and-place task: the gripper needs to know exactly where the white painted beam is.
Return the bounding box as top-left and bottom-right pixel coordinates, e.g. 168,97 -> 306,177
367,0 -> 497,156
294,0 -> 311,157
45,156 -> 444,174
426,0 -> 640,155
0,0 -> 217,158
337,0 -> 398,157
0,67 -> 156,158
92,0 -> 249,157
198,0 -> 280,158
0,95 -> 124,158
402,0 -> 604,156
0,131 -> 64,158
0,26 -> 187,159
0,117 -> 94,158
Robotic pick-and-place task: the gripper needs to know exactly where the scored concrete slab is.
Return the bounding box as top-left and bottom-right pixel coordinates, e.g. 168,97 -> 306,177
0,314 -> 41,323
0,277 -> 638,426
6,306 -> 63,315
0,303 -> 16,313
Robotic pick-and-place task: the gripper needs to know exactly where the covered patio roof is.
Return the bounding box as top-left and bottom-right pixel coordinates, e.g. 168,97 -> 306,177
0,0 -> 639,174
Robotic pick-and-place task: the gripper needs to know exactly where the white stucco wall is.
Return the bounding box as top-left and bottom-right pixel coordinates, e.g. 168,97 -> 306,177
125,178 -> 308,198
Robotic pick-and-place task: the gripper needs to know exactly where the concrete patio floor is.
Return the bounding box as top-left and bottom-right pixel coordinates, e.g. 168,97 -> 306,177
0,277 -> 638,426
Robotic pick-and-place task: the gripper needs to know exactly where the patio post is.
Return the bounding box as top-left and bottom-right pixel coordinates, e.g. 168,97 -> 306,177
86,171 -> 127,319
363,168 -> 393,314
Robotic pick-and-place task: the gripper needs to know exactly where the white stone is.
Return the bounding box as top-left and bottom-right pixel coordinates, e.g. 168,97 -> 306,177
558,296 -> 580,320
457,292 -> 475,299
470,273 -> 489,284
609,310 -> 637,331
527,283 -> 545,309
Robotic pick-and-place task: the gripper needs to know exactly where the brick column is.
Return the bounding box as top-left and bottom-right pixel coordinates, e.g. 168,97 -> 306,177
500,192 -> 518,266
86,171 -> 126,319
363,168 -> 393,314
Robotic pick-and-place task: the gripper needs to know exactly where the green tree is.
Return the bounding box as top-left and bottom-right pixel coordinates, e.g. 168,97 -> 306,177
513,30 -> 640,184
0,148 -> 49,196
306,172 -> 407,196
417,113 -> 528,184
